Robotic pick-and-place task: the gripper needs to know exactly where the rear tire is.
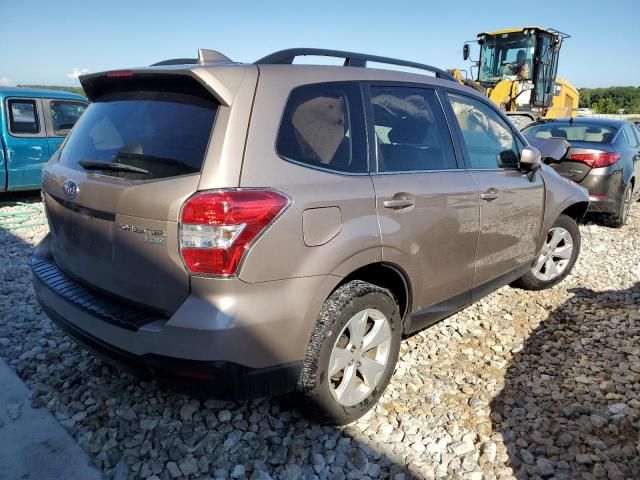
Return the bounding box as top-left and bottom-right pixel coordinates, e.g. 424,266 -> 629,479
513,214 -> 580,291
297,280 -> 402,425
604,182 -> 633,228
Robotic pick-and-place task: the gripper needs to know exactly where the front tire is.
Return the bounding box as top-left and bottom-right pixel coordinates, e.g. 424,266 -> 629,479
513,214 -> 581,291
297,280 -> 402,425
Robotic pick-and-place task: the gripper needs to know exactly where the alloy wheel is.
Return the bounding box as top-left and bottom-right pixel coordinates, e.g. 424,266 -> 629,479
531,227 -> 574,281
328,308 -> 392,407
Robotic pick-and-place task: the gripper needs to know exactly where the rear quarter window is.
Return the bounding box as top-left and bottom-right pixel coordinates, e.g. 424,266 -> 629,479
276,82 -> 367,174
7,98 -> 40,135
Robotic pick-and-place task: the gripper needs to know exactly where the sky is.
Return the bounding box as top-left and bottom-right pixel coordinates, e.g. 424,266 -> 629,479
1,0 -> 638,89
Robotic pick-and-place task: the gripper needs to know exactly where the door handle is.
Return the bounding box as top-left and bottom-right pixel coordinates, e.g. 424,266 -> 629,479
480,189 -> 499,201
383,199 -> 415,209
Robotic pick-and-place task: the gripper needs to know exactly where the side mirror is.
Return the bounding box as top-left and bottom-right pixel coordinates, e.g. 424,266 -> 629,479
520,146 -> 541,171
524,136 -> 571,164
463,44 -> 470,61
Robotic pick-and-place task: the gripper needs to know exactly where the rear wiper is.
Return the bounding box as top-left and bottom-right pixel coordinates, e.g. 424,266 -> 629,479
79,160 -> 149,175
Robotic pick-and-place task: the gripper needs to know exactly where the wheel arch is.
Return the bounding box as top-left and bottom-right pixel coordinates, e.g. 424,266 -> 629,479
333,262 -> 412,329
561,201 -> 589,222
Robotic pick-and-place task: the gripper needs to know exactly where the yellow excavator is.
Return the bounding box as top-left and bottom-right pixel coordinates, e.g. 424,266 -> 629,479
450,26 -> 579,128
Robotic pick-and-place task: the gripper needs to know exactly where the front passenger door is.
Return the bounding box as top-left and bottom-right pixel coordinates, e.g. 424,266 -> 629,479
626,124 -> 640,198
446,92 -> 544,292
44,99 -> 88,156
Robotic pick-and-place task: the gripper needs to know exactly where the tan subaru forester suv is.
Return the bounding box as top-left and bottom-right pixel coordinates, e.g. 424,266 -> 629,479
32,48 -> 589,424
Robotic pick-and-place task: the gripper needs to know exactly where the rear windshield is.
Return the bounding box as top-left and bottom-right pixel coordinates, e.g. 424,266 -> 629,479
523,122 -> 617,144
59,91 -> 218,180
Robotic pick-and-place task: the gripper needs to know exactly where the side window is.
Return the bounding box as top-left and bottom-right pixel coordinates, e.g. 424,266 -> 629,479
50,101 -> 87,136
515,134 -> 526,154
447,93 -> 520,169
7,99 -> 40,135
634,125 -> 640,146
622,125 -> 639,148
276,83 -> 366,174
369,87 -> 456,172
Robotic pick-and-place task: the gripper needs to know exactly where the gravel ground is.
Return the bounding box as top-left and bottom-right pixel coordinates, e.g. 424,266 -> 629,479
0,195 -> 639,480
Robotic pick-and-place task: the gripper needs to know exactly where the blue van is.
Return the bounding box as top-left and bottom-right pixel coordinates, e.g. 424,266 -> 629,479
1,87 -> 87,192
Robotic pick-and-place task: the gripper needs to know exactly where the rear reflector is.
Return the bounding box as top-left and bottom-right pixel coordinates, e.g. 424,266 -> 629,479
569,152 -> 621,168
106,70 -> 135,78
180,190 -> 290,276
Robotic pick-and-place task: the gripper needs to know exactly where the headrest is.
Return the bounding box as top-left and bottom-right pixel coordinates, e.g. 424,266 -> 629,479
388,117 -> 428,144
551,128 -> 567,139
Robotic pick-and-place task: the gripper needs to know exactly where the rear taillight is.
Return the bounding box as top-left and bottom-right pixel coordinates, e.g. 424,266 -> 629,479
569,152 -> 621,168
179,189 -> 290,276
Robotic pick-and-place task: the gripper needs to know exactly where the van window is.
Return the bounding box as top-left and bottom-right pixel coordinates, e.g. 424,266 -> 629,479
59,91 -> 218,180
8,99 -> 40,135
276,83 -> 366,174
370,87 -> 456,172
50,101 -> 87,136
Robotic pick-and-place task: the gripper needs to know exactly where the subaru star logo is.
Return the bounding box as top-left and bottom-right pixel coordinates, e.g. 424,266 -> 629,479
62,179 -> 79,199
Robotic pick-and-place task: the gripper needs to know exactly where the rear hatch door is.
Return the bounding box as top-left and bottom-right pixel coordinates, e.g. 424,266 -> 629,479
42,73 -> 222,315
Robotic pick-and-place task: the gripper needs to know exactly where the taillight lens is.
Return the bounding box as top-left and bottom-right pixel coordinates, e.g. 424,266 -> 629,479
569,152 -> 621,168
180,189 -> 290,276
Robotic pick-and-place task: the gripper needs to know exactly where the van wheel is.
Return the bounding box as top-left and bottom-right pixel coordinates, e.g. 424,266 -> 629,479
513,214 -> 580,291
297,280 -> 402,425
604,183 -> 633,228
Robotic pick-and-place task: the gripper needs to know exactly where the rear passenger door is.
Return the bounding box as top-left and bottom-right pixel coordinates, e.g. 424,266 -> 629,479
623,124 -> 640,197
3,97 -> 48,190
444,92 -> 544,293
366,85 -> 479,328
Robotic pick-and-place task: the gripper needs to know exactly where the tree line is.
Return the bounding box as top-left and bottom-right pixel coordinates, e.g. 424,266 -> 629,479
578,87 -> 640,114
18,85 -> 85,96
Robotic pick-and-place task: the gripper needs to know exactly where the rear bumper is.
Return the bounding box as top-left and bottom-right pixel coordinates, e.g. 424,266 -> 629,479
39,301 -> 300,399
586,195 -> 618,214
579,168 -> 624,214
31,234 -> 333,399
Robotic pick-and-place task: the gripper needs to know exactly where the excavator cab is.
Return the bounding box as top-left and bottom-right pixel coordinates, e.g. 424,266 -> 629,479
463,27 -> 578,120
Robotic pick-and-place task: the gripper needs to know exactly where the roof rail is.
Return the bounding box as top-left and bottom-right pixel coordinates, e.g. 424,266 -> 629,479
151,48 -> 232,67
255,48 -> 455,81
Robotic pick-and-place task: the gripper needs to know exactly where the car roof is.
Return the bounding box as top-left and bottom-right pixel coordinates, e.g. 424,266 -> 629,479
0,86 -> 86,101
